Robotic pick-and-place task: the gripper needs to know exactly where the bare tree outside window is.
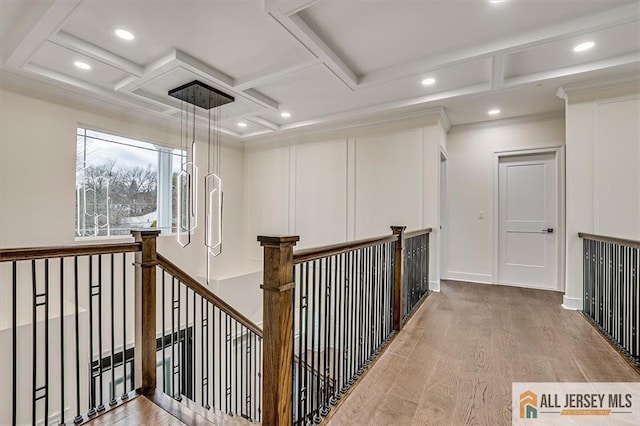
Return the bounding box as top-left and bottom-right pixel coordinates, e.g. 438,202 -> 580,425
75,128 -> 184,237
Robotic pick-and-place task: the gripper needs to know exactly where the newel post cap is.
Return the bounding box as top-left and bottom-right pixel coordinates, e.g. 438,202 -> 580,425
131,229 -> 161,240
390,226 -> 407,234
257,235 -> 300,247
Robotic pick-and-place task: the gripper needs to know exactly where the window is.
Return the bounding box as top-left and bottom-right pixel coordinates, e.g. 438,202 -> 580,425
75,128 -> 185,237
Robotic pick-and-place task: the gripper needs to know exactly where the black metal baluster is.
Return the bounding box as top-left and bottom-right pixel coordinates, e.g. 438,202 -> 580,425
122,254 -> 130,399
44,259 -> 50,424
349,250 -> 356,386
322,256 -> 332,416
226,313 -> 231,413
632,247 -> 636,353
615,244 -> 620,346
330,255 -> 338,406
201,297 -> 206,408
97,255 -> 105,412
32,260 -> 36,426
235,320 -> 239,415
357,249 -> 365,374
340,252 -> 348,394
367,246 -> 374,361
211,303 -> 215,410
308,260 -> 317,422
382,242 -> 387,341
331,253 -> 341,404
246,327 -> 251,419
161,270 -> 166,393
257,336 -> 262,422
206,301 -> 211,409
295,264 -> 303,424
59,257 -> 65,425
177,281 -> 182,400
362,248 -> 369,367
73,258 -> 82,424
185,286 -> 189,399
87,256 -> 96,416
109,254 -> 117,407
230,315 -> 234,414
171,277 -> 176,398
12,261 -> 17,426
218,307 -> 222,410
303,262 -> 310,422
373,245 -> 380,352
252,332 -> 256,420
633,247 -> 638,358
240,325 -> 245,418
391,241 -> 396,336
192,289 -> 196,403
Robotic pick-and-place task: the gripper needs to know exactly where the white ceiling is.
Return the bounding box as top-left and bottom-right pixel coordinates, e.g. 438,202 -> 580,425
1,0 -> 639,142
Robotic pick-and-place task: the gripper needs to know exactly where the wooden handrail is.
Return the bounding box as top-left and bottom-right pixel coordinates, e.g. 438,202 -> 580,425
156,253 -> 263,337
405,227 -> 433,239
293,234 -> 399,264
0,242 -> 141,262
578,233 -> 640,249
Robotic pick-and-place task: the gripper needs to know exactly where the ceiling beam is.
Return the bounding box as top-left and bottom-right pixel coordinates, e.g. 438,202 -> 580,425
264,0 -> 320,17
5,0 -> 82,68
50,31 -> 144,77
247,116 -> 280,131
281,83 -> 490,132
503,52 -> 640,87
491,55 -> 505,90
233,57 -> 319,91
264,1 -> 360,91
359,2 -> 640,89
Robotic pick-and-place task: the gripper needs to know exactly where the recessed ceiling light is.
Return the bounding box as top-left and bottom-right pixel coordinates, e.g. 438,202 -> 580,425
115,29 -> 135,41
280,112 -> 291,118
238,122 -> 247,128
74,61 -> 91,70
573,41 -> 595,52
489,0 -> 506,3
488,109 -> 501,115
421,78 -> 436,86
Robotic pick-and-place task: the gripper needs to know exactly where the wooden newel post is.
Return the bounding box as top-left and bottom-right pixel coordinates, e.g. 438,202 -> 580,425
391,226 -> 406,332
132,229 -> 160,395
258,235 -> 299,426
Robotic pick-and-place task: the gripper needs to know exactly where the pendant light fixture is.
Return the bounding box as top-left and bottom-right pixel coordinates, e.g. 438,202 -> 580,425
169,80 -> 234,266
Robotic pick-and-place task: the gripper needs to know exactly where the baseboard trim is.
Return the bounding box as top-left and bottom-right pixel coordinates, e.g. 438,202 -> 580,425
443,271 -> 493,284
562,295 -> 583,310
429,279 -> 441,292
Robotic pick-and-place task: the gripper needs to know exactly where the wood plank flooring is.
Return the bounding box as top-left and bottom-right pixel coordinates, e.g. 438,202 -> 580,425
88,395 -> 186,425
327,280 -> 640,426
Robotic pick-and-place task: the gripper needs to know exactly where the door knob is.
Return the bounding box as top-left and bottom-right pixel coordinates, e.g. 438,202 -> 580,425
542,228 -> 554,233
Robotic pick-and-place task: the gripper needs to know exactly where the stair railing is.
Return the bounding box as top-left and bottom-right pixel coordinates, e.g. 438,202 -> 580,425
578,233 -> 640,370
258,226 -> 432,425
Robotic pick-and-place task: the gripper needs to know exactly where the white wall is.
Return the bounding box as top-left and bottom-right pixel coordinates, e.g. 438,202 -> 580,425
0,88 -> 246,281
445,117 -> 565,284
244,117 -> 448,288
564,85 -> 640,309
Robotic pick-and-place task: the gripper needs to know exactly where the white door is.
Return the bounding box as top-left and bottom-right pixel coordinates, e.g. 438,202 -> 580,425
498,153 -> 557,289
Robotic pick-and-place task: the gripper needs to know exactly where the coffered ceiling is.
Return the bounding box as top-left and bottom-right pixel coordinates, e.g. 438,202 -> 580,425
1,0 -> 639,142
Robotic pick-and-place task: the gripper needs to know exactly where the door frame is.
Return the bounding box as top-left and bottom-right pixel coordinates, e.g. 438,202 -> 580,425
492,146 -> 565,291
439,148 -> 448,283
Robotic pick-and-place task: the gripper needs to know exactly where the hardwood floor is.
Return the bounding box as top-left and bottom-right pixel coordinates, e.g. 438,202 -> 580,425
327,280 -> 640,426
88,396 -> 186,425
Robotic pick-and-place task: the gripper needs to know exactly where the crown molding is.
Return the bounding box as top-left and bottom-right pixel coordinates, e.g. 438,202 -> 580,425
243,106 -> 448,151
0,69 -> 244,150
557,72 -> 640,98
449,110 -> 564,134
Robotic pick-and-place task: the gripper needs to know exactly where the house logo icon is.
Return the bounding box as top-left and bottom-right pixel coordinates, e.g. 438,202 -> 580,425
519,390 -> 538,419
